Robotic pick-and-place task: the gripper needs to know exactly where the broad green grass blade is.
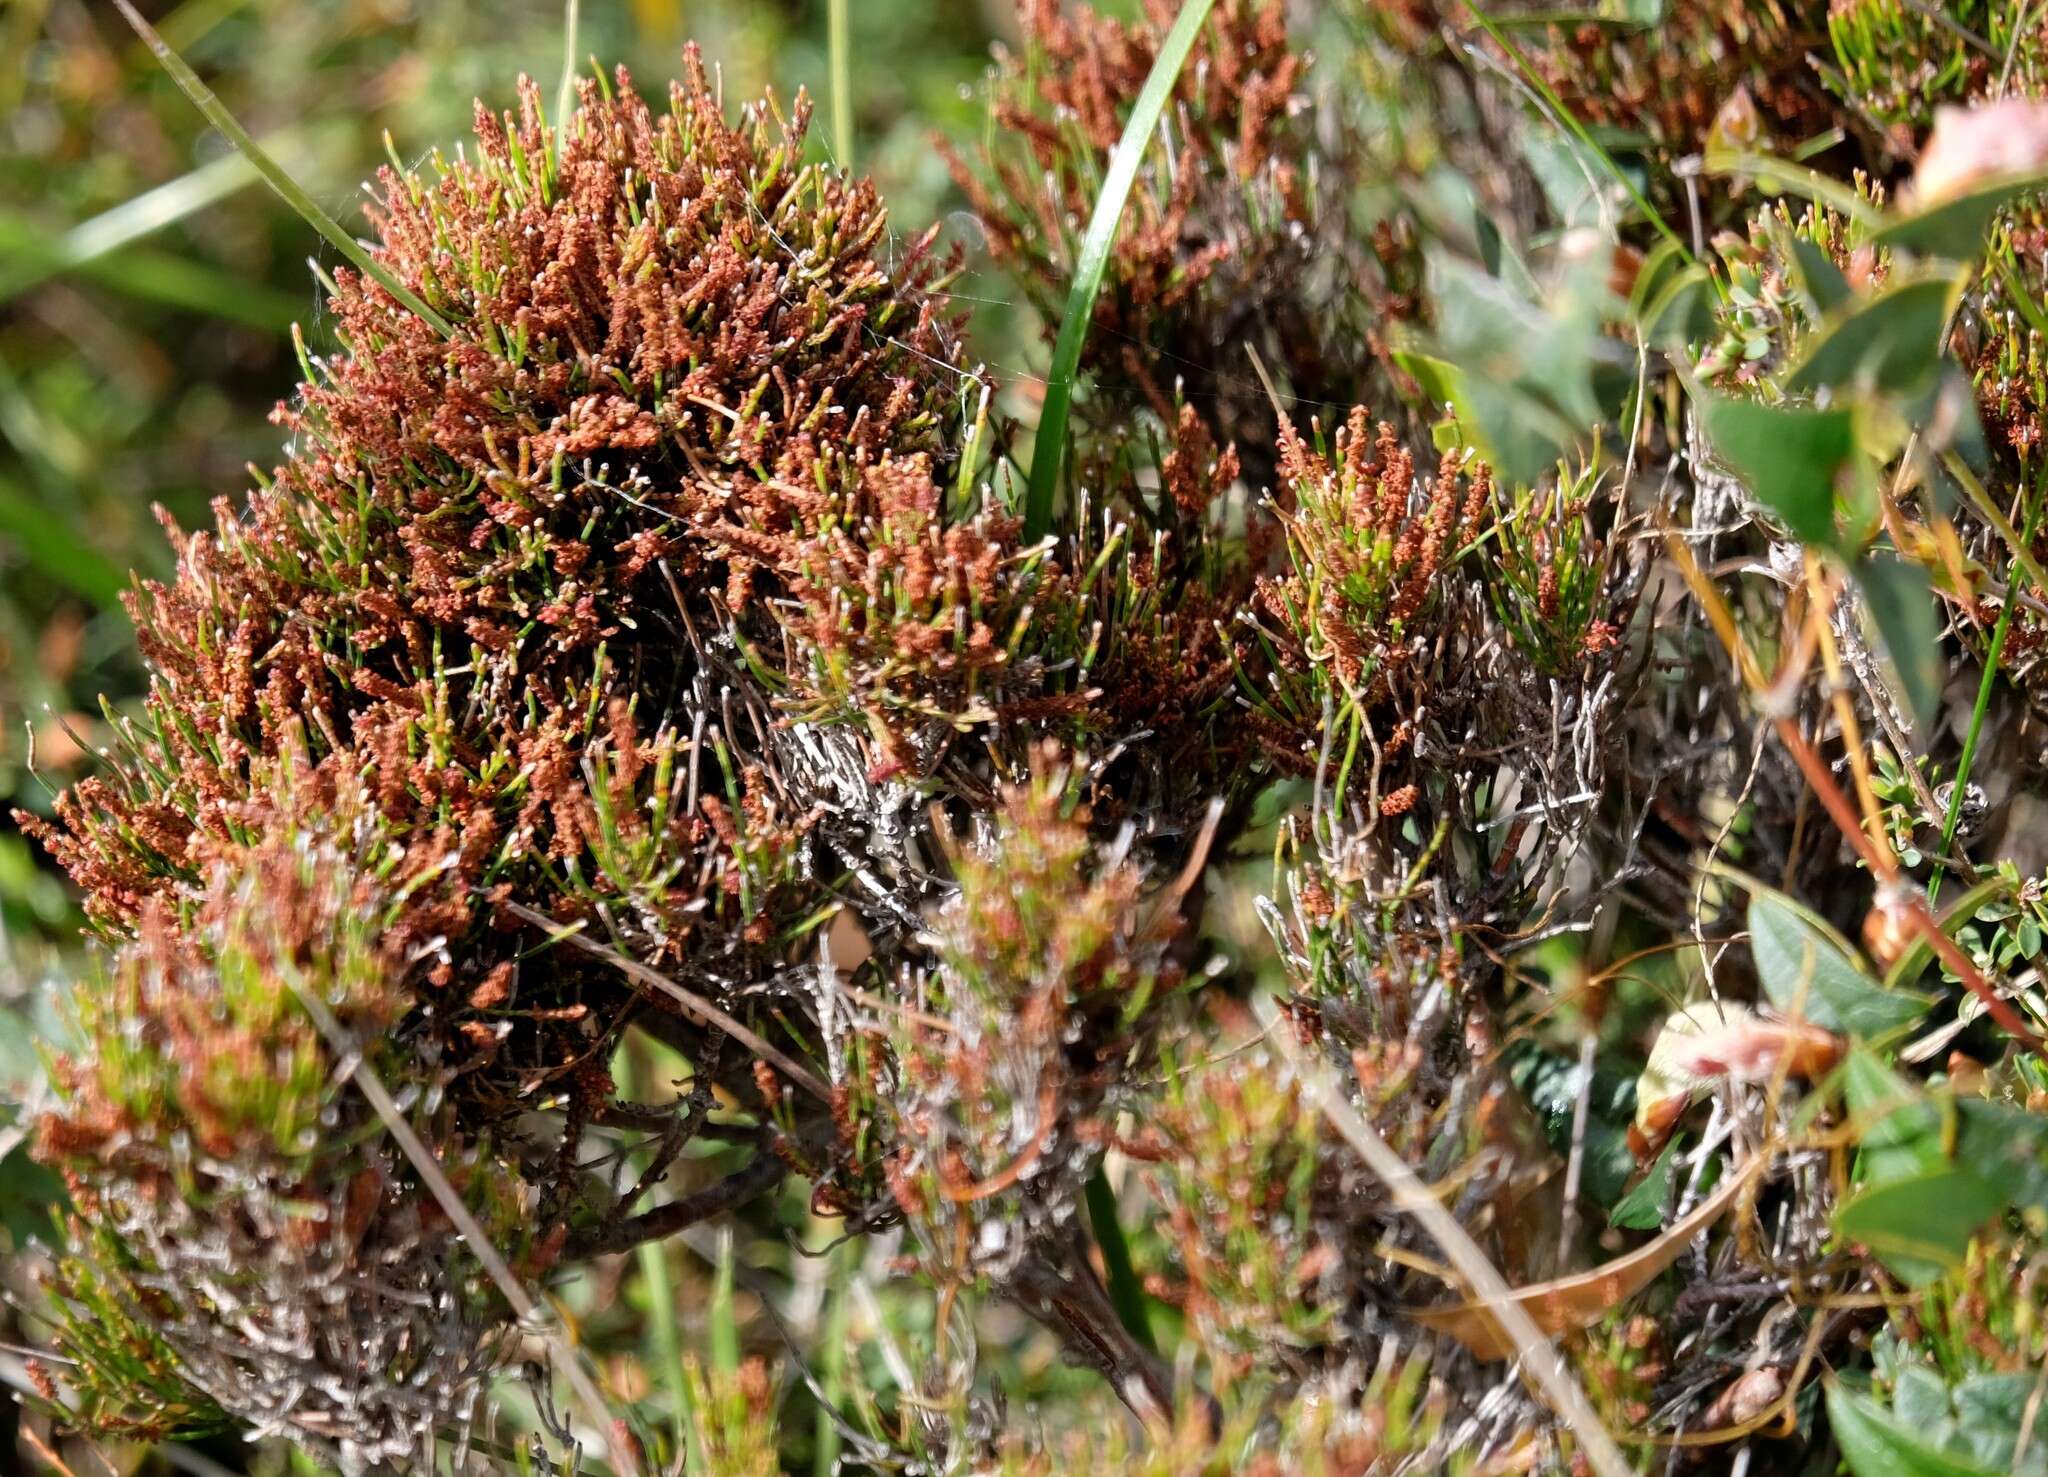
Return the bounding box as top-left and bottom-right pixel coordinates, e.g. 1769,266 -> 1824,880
829,0 -> 854,170
0,218 -> 299,326
0,472 -> 126,606
25,248 -> 281,326
555,0 -> 582,167
0,143 -> 276,303
110,0 -> 456,339
1022,0 -> 1218,544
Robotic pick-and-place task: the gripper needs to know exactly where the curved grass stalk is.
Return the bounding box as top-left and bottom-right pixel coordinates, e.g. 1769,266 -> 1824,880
110,0 -> 456,340
1022,0 -> 1218,543
1463,0 -> 1693,262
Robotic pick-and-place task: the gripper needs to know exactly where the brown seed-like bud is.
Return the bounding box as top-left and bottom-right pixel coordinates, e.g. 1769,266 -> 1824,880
1861,892 -> 1915,973
1607,243 -> 1645,301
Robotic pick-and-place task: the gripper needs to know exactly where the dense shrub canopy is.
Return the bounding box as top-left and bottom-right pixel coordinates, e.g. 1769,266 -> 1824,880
20,2 -> 2048,1474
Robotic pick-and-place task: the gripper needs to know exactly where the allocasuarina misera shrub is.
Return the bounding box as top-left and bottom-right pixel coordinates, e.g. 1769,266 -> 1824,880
16,35 -> 1259,1469
27,0 -> 2048,1471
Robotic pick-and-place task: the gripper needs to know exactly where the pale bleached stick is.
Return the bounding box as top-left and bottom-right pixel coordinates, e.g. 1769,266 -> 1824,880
291,983 -> 638,1477
1255,995 -> 1634,1477
507,900 -> 832,1103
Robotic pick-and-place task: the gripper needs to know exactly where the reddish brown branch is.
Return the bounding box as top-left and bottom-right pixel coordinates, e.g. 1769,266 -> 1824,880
1774,717 -> 2046,1055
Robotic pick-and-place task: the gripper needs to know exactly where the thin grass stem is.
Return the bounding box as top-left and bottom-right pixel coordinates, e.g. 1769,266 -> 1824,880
1255,994 -> 1634,1477
1934,481 -> 2047,902
110,0 -> 456,339
828,0 -> 853,170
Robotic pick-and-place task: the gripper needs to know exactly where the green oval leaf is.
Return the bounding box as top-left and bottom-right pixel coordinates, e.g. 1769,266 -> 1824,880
1786,276 -> 1959,397
1780,228 -> 1850,317
1842,1049 -> 1945,1185
1749,890 -> 1932,1037
1828,1381 -> 2007,1477
1833,1165 -> 2005,1286
1875,174 -> 2048,260
1700,395 -> 1855,546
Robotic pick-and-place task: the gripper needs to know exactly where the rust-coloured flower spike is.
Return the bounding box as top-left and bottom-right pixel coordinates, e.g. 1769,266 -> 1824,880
1249,408 -> 1495,783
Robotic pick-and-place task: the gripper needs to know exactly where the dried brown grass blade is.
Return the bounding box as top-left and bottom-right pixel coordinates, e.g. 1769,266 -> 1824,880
1407,1155 -> 1765,1361
1256,996 -> 1633,1477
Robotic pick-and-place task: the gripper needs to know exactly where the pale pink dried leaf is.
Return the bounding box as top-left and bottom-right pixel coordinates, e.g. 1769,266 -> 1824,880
1910,99 -> 2048,207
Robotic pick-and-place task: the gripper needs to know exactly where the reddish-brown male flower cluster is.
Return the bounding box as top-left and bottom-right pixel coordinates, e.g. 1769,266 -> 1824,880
1248,409 -> 1492,780
24,51 -> 969,964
